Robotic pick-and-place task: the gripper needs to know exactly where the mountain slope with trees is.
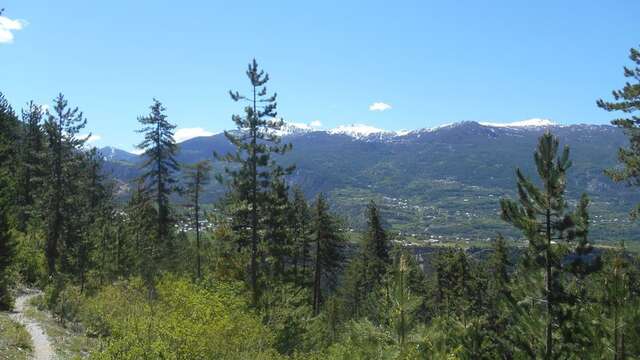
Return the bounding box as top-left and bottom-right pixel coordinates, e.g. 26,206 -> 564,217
101,121 -> 639,240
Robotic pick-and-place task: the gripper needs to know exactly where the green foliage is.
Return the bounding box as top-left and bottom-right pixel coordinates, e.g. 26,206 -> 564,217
13,231 -> 47,286
500,131 -> 597,359
312,193 -> 345,315
290,187 -> 314,288
216,59 -> 292,306
598,46 -> 640,217
135,99 -> 179,274
0,92 -> 18,310
87,276 -> 283,360
0,312 -> 32,359
336,202 -> 394,323
183,160 -> 212,279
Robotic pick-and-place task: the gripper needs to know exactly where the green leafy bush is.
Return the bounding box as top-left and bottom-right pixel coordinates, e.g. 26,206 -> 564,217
87,275 -> 284,359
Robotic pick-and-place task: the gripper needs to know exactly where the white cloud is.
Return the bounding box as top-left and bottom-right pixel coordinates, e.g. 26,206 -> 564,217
174,127 -> 215,143
369,102 -> 392,112
0,16 -> 27,44
310,120 -> 322,127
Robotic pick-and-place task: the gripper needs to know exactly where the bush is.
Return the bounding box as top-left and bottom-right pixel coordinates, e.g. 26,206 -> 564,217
13,231 -> 47,287
42,275 -> 83,326
87,275 -> 285,359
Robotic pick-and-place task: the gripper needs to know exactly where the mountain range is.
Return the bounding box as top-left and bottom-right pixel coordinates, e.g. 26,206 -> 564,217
100,119 -> 640,242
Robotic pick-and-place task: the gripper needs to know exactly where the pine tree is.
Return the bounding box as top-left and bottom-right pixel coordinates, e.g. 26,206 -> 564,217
388,251 -> 420,351
500,131 -> 588,359
136,99 -> 179,274
76,148 -> 110,292
0,92 -> 17,310
339,202 -> 393,322
216,59 -> 292,305
16,101 -> 44,230
601,242 -> 634,360
125,180 -> 156,279
290,187 -> 313,287
264,169 -> 291,281
42,94 -> 88,276
312,193 -> 344,315
488,234 -> 511,300
0,199 -> 14,310
183,160 -> 212,279
485,234 -> 513,357
597,46 -> 640,218
362,201 -> 391,291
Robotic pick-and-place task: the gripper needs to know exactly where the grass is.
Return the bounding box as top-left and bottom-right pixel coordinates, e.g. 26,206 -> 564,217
25,295 -> 96,359
0,312 -> 32,360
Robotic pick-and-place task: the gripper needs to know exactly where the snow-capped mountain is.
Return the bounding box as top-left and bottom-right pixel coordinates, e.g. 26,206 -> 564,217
101,119 -> 638,239
326,118 -> 560,140
328,124 -> 391,138
478,118 -> 556,128
99,146 -> 139,163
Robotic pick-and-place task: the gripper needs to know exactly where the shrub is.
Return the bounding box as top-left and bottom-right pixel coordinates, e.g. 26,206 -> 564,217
87,275 -> 284,359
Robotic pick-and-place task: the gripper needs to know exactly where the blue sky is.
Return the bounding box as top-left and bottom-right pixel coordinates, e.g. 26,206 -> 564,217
1,0 -> 639,151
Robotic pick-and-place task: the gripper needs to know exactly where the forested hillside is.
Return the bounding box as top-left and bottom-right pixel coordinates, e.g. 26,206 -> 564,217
101,121 -> 640,240
3,47 -> 640,359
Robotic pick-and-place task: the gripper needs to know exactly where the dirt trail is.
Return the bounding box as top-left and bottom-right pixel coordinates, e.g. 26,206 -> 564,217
9,291 -> 54,360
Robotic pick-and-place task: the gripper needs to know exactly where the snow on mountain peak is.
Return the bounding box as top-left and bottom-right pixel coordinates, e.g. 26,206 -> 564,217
479,118 -> 556,128
272,121 -> 319,136
328,124 -> 389,138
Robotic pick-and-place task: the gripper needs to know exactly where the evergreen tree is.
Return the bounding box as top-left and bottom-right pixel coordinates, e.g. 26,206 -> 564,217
125,180 -> 156,279
136,99 -> 179,274
290,187 -> 313,287
0,92 -> 17,309
0,188 -> 15,310
601,243 -> 634,359
76,148 -> 110,292
388,251 -> 420,351
339,202 -> 393,322
42,94 -> 88,276
263,169 -> 291,281
0,92 -> 19,171
361,201 -> 391,291
485,234 -> 513,357
183,160 -> 212,279
500,131 -> 589,359
312,193 -> 344,315
597,46 -> 640,218
16,101 -> 44,230
216,59 -> 292,305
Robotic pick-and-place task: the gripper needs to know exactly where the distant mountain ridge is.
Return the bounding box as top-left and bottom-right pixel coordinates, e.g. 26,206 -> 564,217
99,120 -> 640,241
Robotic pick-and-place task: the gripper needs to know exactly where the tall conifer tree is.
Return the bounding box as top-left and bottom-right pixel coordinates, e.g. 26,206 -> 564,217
500,131 -> 589,359
597,46 -> 640,217
0,92 -> 17,309
183,160 -> 212,279
362,201 -> 390,290
136,99 -> 179,272
290,187 -> 313,287
16,102 -> 44,230
312,193 -> 344,315
42,94 -> 88,275
216,59 -> 292,305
